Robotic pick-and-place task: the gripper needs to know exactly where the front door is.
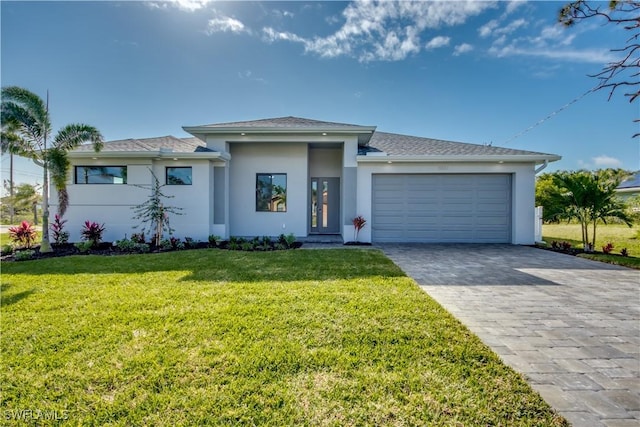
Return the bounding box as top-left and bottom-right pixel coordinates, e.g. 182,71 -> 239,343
310,177 -> 340,234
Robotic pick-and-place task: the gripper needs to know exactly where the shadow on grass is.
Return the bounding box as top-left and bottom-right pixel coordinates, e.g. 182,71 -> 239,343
1,248 -> 406,282
0,283 -> 36,307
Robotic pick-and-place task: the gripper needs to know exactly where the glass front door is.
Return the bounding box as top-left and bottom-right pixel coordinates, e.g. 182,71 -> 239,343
310,177 -> 340,234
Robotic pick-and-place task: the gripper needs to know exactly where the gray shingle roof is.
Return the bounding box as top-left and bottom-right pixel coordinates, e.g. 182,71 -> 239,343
73,135 -> 213,153
367,131 -> 555,157
617,173 -> 640,189
190,116 -> 374,130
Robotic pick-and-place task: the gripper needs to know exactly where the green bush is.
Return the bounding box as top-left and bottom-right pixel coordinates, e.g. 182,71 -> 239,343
14,249 -> 34,261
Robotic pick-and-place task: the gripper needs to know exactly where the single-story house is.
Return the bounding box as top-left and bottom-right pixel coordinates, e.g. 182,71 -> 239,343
616,172 -> 640,202
54,116 -> 561,244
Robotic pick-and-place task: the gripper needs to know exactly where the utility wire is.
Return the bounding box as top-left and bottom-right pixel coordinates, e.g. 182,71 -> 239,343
502,86 -> 597,146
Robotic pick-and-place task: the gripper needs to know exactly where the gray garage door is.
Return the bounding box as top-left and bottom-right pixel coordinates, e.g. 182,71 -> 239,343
372,174 -> 512,243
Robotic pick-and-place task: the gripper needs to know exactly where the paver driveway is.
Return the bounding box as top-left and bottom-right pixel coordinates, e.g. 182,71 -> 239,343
380,244 -> 640,427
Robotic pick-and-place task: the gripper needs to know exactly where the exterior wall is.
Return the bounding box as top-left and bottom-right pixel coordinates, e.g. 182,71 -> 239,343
52,158 -> 216,242
356,161 -> 537,245
229,142 -> 308,237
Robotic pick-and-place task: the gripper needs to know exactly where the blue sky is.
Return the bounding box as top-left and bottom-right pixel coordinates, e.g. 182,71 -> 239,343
1,0 -> 638,189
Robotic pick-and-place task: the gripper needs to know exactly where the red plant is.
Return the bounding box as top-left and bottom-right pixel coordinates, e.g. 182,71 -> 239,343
602,242 -> 614,254
8,221 -> 37,248
621,248 -> 629,257
352,215 -> 367,241
50,214 -> 68,244
81,220 -> 106,247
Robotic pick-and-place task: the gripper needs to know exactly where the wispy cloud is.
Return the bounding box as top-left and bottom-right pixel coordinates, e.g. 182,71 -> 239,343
238,70 -> 267,84
207,10 -> 250,35
453,43 -> 474,56
425,36 -> 450,50
146,0 -> 214,12
593,155 -> 623,168
259,0 -> 496,62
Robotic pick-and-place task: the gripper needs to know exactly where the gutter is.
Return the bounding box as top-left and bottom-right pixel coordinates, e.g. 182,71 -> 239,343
534,160 -> 549,174
68,151 -> 231,161
356,154 -> 562,163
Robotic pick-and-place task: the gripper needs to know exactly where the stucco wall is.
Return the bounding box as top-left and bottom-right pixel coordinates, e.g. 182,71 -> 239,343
51,159 -> 214,242
356,161 -> 537,245
229,142 -> 308,237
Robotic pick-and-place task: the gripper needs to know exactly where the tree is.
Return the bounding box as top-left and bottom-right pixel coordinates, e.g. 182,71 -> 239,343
1,86 -> 103,252
132,170 -> 182,247
535,172 -> 565,222
1,120 -> 26,223
553,169 -> 632,250
559,1 -> 640,137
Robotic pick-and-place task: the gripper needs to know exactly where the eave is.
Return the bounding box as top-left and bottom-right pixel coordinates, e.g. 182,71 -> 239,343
183,126 -> 377,145
356,154 -> 562,164
68,151 -> 231,161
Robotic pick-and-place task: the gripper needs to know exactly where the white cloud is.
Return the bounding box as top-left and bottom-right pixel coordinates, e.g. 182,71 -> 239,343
505,1 -> 527,16
488,43 -> 617,64
261,0 -> 496,62
238,70 -> 267,84
479,19 -> 499,38
453,43 -> 474,56
593,155 -> 623,168
147,0 -> 214,12
425,35 -> 451,50
206,10 -> 249,35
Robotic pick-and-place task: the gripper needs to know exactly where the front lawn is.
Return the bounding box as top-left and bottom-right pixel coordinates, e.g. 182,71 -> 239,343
543,223 -> 640,269
1,250 -> 567,426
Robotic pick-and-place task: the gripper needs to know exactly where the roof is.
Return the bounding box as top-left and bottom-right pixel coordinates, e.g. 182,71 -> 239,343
73,135 -> 213,153
187,116 -> 375,131
366,131 -> 556,157
617,173 -> 640,190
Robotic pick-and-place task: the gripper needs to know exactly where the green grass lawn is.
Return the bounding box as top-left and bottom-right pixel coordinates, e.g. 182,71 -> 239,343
1,250 -> 567,426
543,223 -> 640,269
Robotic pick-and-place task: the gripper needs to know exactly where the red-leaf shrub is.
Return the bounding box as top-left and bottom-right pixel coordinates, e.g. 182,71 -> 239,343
8,221 -> 37,248
81,221 -> 106,248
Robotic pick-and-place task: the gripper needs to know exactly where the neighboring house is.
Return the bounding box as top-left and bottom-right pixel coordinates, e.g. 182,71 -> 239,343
55,116 -> 561,244
616,172 -> 640,202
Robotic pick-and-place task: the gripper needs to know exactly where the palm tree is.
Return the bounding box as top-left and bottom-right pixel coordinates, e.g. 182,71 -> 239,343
1,120 -> 26,223
1,86 -> 103,252
553,170 -> 632,251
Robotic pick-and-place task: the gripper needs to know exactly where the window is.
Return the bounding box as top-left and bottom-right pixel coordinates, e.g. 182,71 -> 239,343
256,173 -> 287,212
75,166 -> 127,184
166,167 -> 192,185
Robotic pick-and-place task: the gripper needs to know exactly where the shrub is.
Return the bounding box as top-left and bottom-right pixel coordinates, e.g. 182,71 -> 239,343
115,238 -> 136,252
8,221 -> 37,248
1,244 -> 14,255
51,214 -> 69,244
621,248 -> 629,257
208,235 -> 221,247
184,237 -> 196,248
14,249 -> 35,261
81,221 -> 105,248
159,239 -> 173,251
75,241 -> 93,253
131,233 -> 146,244
278,233 -> 296,249
352,215 -> 367,241
602,242 -> 614,254
228,236 -> 245,251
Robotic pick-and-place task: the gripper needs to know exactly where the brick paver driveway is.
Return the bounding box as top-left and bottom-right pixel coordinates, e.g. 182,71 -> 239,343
380,244 -> 639,427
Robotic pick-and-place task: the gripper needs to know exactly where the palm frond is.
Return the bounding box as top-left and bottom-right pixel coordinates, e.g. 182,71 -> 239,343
1,86 -> 50,130
53,123 -> 104,152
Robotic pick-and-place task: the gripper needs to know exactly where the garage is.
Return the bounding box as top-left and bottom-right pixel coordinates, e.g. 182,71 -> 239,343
372,174 -> 512,243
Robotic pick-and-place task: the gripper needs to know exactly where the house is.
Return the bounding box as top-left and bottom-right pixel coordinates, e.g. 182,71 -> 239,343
616,172 -> 640,202
55,116 -> 561,244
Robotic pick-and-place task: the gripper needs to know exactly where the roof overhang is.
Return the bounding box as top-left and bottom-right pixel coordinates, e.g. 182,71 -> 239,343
356,154 -> 562,163
68,150 -> 230,161
183,126 -> 377,145
615,187 -> 640,193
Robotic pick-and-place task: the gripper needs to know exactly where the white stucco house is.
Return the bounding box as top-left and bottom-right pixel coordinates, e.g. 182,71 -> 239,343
54,116 -> 561,244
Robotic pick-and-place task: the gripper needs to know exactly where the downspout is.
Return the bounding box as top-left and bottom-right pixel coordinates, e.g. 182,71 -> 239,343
534,160 -> 548,175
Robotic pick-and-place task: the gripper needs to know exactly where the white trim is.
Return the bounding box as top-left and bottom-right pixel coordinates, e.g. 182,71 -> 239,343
357,154 -> 561,163
68,151 -> 231,161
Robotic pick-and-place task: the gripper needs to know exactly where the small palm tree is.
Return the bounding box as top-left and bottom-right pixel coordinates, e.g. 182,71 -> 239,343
1,86 -> 103,252
553,170 -> 632,251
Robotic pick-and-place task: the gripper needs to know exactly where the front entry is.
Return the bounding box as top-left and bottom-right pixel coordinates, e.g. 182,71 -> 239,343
310,177 -> 340,234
